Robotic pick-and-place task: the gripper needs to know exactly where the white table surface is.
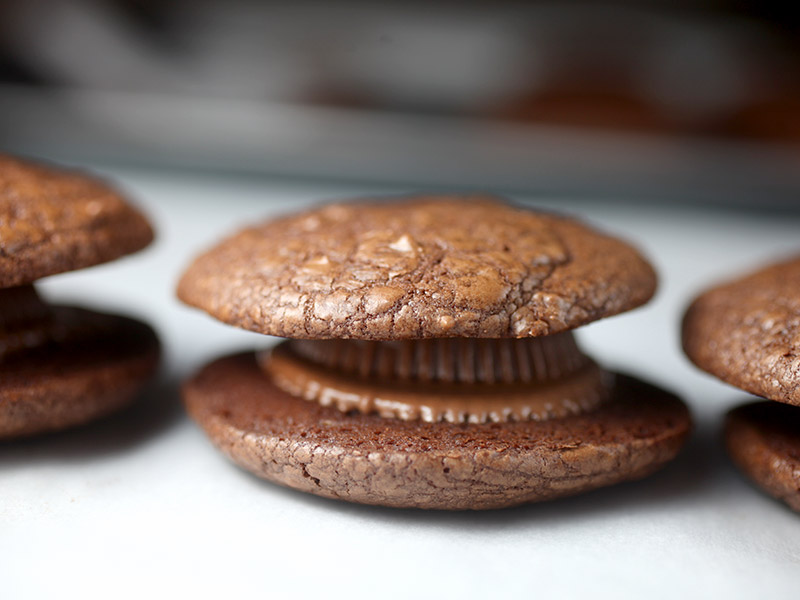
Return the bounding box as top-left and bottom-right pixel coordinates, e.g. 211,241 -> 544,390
3,166 -> 800,599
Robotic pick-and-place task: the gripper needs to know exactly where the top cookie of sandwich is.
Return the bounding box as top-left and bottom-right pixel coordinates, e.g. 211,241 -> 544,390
683,256 -> 800,405
178,196 -> 656,340
0,155 -> 154,288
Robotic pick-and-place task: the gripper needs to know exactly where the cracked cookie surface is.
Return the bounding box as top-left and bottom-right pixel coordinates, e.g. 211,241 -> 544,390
683,256 -> 800,405
183,352 -> 690,510
0,155 -> 154,287
178,196 -> 656,339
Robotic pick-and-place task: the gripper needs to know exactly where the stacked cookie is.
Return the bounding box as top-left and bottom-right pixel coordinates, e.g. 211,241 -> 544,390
178,196 -> 690,509
0,156 -> 160,438
683,258 -> 800,512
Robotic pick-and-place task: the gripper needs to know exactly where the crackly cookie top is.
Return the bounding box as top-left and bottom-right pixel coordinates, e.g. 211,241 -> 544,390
683,256 -> 800,405
0,155 -> 154,287
177,196 -> 656,340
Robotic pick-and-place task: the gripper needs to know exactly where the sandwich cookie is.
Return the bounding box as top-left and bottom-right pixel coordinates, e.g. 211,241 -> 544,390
683,257 -> 800,511
0,155 -> 160,439
179,196 -> 690,509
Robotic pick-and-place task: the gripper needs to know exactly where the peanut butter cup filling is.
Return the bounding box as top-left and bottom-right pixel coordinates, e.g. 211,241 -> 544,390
0,285 -> 104,361
0,285 -> 56,360
259,333 -> 613,423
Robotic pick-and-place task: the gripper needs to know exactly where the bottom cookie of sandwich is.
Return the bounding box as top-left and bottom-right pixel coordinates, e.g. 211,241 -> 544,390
184,352 -> 690,510
0,307 -> 160,439
725,401 -> 800,512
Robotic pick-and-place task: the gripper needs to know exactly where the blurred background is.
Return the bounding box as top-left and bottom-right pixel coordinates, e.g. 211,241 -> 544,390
1,0 -> 799,208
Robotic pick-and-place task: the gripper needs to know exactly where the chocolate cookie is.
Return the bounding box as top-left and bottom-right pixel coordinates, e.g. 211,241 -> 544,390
683,256 -> 800,405
725,402 -> 800,512
179,195 -> 689,509
0,155 -> 154,288
177,197 -> 656,340
185,353 -> 689,509
683,256 -> 800,512
0,156 -> 160,439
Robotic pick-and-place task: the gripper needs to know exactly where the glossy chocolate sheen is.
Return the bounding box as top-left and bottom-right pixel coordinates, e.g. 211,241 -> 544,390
285,333 -> 590,384
262,336 -> 612,424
